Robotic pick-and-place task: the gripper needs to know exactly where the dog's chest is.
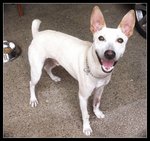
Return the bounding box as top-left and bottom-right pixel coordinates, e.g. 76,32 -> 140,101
95,75 -> 111,88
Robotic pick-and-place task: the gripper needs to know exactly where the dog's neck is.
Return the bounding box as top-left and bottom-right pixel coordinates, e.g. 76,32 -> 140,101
84,44 -> 112,79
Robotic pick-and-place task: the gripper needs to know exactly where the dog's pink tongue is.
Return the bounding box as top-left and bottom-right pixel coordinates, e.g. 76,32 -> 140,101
102,60 -> 114,70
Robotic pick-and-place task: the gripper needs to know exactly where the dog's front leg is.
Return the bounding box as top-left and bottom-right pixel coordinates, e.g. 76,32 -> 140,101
78,88 -> 93,136
93,86 -> 105,119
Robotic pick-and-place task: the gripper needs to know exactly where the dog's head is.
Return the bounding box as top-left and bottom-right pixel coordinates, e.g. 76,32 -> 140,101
90,6 -> 135,73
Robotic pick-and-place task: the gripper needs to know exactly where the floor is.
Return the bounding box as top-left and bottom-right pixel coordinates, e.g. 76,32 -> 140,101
3,4 -> 147,138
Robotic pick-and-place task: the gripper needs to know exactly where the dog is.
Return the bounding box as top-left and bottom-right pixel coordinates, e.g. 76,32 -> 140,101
28,6 -> 135,136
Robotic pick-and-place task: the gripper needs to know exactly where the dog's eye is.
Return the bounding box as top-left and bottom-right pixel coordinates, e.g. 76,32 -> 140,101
117,38 -> 124,43
98,36 -> 105,41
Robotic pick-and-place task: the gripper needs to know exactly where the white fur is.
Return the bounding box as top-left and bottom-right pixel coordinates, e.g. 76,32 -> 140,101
28,6 -> 135,136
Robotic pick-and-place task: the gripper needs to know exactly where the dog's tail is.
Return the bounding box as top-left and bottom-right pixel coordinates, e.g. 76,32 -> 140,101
32,19 -> 41,38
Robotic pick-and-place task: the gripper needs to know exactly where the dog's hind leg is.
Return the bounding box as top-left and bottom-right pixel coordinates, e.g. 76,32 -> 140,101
29,61 -> 44,107
44,59 -> 61,82
93,86 -> 105,118
29,48 -> 46,107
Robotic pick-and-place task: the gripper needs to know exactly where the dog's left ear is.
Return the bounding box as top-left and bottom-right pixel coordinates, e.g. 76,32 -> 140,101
90,6 -> 106,33
118,10 -> 135,37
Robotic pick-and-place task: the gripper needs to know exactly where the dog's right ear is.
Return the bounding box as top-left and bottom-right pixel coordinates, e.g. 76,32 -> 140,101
90,6 -> 106,33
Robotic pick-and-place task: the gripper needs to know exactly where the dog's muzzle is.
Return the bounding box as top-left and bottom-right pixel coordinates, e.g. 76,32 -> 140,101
96,50 -> 118,73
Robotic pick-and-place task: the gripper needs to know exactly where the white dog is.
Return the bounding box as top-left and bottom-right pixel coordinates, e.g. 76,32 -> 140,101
28,6 -> 135,136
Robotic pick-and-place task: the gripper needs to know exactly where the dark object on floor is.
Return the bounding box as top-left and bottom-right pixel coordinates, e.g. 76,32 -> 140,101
134,4 -> 146,39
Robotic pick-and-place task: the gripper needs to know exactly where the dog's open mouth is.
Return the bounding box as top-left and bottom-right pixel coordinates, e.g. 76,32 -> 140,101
96,52 -> 118,73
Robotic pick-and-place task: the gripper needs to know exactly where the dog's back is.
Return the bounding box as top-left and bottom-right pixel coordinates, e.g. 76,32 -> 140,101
30,19 -> 92,61
29,19 -> 92,80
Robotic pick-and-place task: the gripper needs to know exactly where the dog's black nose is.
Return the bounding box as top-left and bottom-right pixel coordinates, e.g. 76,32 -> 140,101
104,50 -> 116,60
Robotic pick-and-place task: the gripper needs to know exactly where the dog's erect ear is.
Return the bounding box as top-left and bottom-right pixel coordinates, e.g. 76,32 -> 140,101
90,6 -> 106,33
118,10 -> 135,37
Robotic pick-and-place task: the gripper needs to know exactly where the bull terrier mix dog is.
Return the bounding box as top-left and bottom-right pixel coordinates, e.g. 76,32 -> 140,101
28,6 -> 135,136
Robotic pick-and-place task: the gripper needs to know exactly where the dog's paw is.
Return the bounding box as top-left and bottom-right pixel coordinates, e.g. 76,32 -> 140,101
94,109 -> 105,119
83,125 -> 93,136
30,98 -> 38,107
52,76 -> 61,82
